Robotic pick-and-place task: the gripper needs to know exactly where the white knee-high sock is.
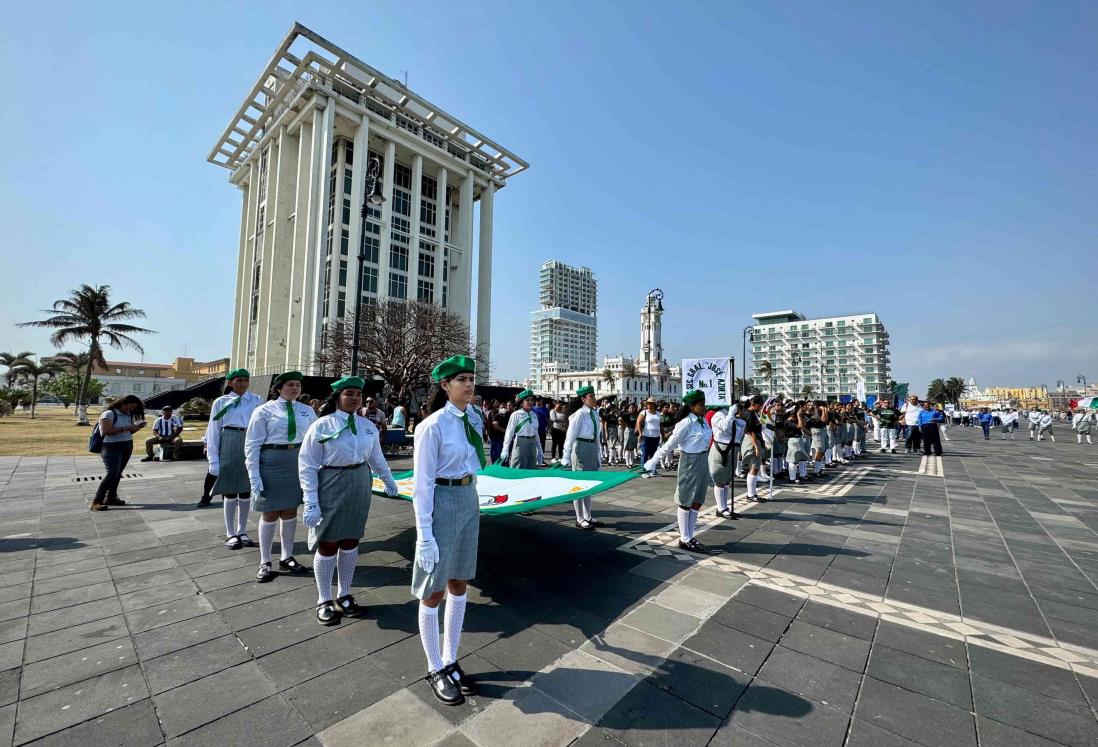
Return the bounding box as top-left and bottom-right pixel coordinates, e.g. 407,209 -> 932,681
715,486 -> 729,512
313,551 -> 336,603
625,450 -> 634,467
573,499 -> 585,522
279,517 -> 297,560
337,547 -> 358,598
582,496 -> 593,521
788,463 -> 798,481
223,498 -> 238,537
418,604 -> 444,672
443,592 -> 467,667
1050,435 -> 1055,442
799,462 -> 808,478
815,461 -> 823,474
677,507 -> 690,540
1079,434 -> 1083,443
236,498 -> 251,535
688,509 -> 699,539
747,474 -> 758,496
258,518 -> 277,564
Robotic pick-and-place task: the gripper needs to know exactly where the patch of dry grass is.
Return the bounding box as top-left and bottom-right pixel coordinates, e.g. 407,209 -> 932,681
0,406 -> 205,457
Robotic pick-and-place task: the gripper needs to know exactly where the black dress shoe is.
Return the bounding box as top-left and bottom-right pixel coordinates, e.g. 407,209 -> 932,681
196,496 -> 213,507
686,538 -> 712,553
335,594 -> 365,617
140,456 -> 155,462
104,497 -> 126,506
256,562 -> 275,583
587,519 -> 605,528
444,662 -> 478,696
279,557 -> 309,575
426,669 -> 464,705
316,601 -> 341,626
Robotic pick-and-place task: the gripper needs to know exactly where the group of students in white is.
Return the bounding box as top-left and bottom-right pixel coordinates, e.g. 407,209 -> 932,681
198,359 -> 490,705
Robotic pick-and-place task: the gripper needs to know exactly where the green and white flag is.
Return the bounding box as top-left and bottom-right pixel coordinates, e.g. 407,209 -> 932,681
372,464 -> 641,515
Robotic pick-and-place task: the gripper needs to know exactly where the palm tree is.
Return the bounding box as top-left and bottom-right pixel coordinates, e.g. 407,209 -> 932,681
944,376 -> 966,405
11,358 -> 58,419
801,385 -> 814,398
621,360 -> 638,379
757,359 -> 774,391
0,351 -> 34,387
927,378 -> 948,404
18,285 -> 154,425
599,367 -> 616,394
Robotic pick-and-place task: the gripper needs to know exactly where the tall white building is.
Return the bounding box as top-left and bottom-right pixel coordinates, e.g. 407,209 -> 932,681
208,24 -> 527,377
529,261 -> 597,388
750,310 -> 891,400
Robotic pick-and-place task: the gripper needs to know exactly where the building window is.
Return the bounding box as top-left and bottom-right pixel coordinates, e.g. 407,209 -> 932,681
417,279 -> 434,303
249,262 -> 261,323
133,384 -> 142,393
338,260 -> 348,287
341,229 -> 349,255
362,235 -> 379,264
361,265 -> 378,294
337,291 -> 346,319
418,245 -> 435,278
394,163 -> 412,190
393,189 -> 412,217
388,272 -> 407,299
390,244 -> 409,272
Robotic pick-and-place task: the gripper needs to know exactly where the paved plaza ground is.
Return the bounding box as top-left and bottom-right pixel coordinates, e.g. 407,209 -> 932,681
1,426 -> 1097,745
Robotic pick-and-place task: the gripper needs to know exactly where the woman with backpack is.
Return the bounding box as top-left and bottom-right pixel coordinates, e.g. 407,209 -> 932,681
90,395 -> 145,511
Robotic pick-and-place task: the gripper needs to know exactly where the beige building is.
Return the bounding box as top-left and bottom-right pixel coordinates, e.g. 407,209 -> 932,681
85,357 -> 230,401
207,24 -> 527,379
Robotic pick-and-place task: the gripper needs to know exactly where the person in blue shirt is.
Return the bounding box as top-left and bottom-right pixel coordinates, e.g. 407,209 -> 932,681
977,408 -> 994,440
532,398 -> 551,465
917,403 -> 945,456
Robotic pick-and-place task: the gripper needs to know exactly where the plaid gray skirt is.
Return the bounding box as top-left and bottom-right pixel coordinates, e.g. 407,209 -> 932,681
509,436 -> 540,469
606,427 -> 620,446
772,437 -> 787,457
623,427 -> 638,450
411,482 -> 479,599
708,441 -> 736,485
740,439 -> 763,469
787,436 -> 810,463
572,439 -> 601,471
309,463 -> 372,546
841,423 -> 855,445
810,428 -> 827,452
1078,419 -> 1093,435
675,451 -> 711,508
212,428 -> 250,496
253,447 -> 303,512
855,424 -> 867,447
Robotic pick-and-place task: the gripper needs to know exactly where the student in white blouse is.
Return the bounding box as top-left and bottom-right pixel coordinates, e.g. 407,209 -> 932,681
561,386 -> 604,530
298,377 -> 398,626
244,371 -> 317,583
207,369 -> 263,550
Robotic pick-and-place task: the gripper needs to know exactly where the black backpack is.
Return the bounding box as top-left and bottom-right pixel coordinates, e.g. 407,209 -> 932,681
88,409 -> 117,454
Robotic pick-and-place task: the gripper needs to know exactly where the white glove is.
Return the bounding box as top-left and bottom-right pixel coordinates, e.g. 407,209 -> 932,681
303,503 -> 322,528
416,535 -> 440,575
208,462 -> 219,477
250,477 -> 264,497
499,451 -> 509,465
384,480 -> 400,498
560,459 -> 570,469
644,459 -> 657,472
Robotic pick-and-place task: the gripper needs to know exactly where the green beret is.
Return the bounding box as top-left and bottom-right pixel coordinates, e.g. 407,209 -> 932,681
431,355 -> 476,382
331,376 -> 365,392
516,389 -> 534,401
576,386 -> 595,398
227,368 -> 250,381
682,389 -> 705,406
273,371 -> 304,387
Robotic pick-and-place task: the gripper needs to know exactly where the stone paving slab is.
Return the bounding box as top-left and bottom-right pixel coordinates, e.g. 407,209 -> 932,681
1,428 -> 1098,744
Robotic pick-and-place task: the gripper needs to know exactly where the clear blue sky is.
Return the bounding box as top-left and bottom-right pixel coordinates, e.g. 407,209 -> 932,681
2,0 -> 1095,395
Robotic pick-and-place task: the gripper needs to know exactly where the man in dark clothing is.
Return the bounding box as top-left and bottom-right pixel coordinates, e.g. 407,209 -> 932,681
918,403 -> 945,456
876,402 -> 899,453
490,404 -> 510,464
532,398 -> 550,460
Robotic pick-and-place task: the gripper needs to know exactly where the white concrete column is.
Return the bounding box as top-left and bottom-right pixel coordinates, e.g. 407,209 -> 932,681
456,170 -> 475,322
229,167 -> 252,368
378,139 -> 396,299
301,97 -> 335,366
409,153 -> 423,301
476,181 -> 494,382
435,164 -> 447,302
286,115 -> 314,370
345,115 -> 370,326
326,140 -> 347,323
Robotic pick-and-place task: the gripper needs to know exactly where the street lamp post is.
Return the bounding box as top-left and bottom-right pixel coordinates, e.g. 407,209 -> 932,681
351,157 -> 385,377
741,325 -> 754,396
1079,374 -> 1089,394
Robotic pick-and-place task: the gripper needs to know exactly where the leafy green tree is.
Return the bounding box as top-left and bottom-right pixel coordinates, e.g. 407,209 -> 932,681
44,372 -> 104,408
927,378 -> 948,404
599,368 -> 616,393
621,360 -> 639,379
17,285 -> 154,425
179,397 -> 212,419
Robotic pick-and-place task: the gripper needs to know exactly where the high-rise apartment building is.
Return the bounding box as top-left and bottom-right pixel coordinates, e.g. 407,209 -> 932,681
750,310 -> 891,401
529,261 -> 597,388
207,24 -> 527,376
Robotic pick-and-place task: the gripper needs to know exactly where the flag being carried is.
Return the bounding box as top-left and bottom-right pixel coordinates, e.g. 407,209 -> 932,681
372,463 -> 640,515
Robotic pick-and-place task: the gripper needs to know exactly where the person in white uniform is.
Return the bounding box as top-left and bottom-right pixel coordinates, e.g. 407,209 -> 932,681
1028,409 -> 1042,440
499,389 -> 544,469
245,371 -> 317,583
561,386 -> 604,530
1074,408 -> 1094,444
1038,411 -> 1055,442
707,401 -> 739,519
299,376 -> 399,625
410,356 -> 486,706
645,390 -> 715,552
207,368 -> 263,550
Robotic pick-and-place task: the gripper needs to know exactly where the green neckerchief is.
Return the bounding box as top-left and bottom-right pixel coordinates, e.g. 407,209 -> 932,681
319,413 -> 357,444
517,413 -> 532,433
213,394 -> 242,421
285,400 -> 297,442
462,411 -> 487,468
589,408 -> 598,439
